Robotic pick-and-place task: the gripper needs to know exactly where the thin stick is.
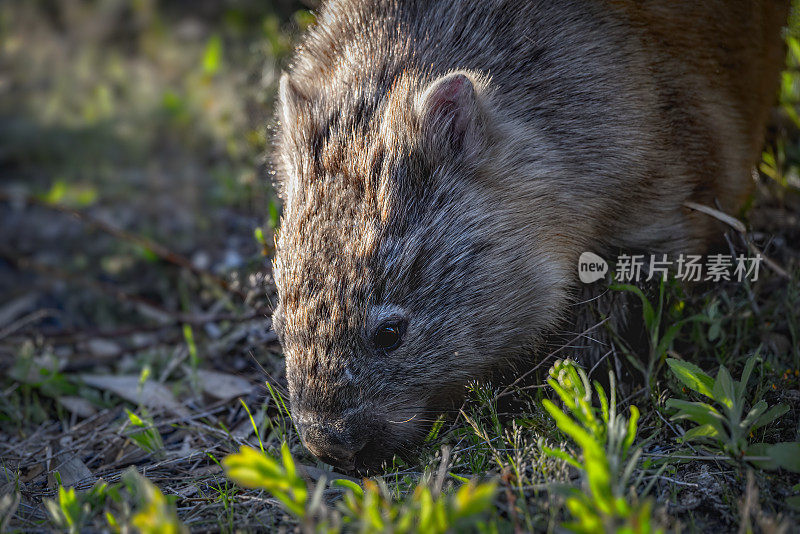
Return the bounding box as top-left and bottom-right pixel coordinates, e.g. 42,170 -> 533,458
684,201 -> 790,279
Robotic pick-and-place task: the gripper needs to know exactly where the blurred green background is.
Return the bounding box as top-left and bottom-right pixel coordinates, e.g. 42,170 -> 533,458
0,0 -> 316,331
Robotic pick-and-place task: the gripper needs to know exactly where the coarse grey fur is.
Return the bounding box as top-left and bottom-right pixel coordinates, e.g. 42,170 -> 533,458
271,0 -> 788,471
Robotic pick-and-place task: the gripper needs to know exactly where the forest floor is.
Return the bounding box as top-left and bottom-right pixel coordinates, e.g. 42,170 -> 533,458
1,1 -> 800,532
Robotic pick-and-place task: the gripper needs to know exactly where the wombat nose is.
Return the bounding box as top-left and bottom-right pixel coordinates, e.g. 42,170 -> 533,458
301,423 -> 366,470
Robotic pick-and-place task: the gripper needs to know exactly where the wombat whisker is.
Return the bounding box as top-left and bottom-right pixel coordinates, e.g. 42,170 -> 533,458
387,414 -> 418,424
392,418 -> 441,425
551,318 -> 612,338
383,406 -> 454,415
570,287 -> 612,306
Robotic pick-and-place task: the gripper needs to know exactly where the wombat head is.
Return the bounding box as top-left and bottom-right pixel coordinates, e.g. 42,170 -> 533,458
272,70 -> 568,472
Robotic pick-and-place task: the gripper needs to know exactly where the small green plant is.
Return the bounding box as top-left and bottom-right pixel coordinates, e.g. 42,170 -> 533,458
124,468 -> 187,534
38,179 -> 99,208
459,382 -> 506,473
542,360 -> 661,534
181,324 -> 200,384
6,341 -> 84,426
125,409 -> 165,458
265,382 -> 294,442
223,443 -> 308,518
45,486 -> 87,534
338,477 -> 497,534
611,281 -> 704,393
666,356 -> 800,471
44,471 -> 186,533
254,225 -> 270,256
223,443 -> 497,532
779,36 -> 800,129
201,34 -> 224,78
44,481 -> 120,533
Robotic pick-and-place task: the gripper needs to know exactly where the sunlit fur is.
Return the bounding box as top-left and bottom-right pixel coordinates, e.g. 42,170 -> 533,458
272,0 -> 788,469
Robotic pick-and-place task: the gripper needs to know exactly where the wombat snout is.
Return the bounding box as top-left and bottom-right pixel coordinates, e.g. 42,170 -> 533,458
298,417 -> 370,471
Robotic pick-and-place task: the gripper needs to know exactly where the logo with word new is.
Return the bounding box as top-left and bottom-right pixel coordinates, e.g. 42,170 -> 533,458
578,252 -> 608,283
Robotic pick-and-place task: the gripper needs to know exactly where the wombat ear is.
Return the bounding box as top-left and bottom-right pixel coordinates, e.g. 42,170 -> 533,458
416,72 -> 485,156
278,72 -> 310,126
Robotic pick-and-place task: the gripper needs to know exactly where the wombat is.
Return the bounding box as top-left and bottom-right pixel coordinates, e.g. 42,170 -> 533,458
271,0 -> 789,471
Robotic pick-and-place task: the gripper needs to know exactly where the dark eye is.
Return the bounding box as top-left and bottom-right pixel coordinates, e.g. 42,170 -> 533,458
372,322 -> 404,351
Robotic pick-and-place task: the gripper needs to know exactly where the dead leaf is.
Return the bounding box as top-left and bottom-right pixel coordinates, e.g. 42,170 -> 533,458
80,374 -> 189,417
231,408 -> 265,440
58,396 -> 97,418
86,339 -> 122,359
47,452 -> 93,488
195,369 -> 252,401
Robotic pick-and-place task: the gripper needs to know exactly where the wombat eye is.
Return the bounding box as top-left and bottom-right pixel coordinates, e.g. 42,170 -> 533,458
372,322 -> 403,351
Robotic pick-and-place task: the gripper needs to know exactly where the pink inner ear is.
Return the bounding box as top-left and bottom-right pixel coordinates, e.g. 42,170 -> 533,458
435,74 -> 471,102
422,73 -> 477,148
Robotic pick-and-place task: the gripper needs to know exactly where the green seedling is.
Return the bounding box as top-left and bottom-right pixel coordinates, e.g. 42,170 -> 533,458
542,359 -> 662,534
666,356 -> 800,471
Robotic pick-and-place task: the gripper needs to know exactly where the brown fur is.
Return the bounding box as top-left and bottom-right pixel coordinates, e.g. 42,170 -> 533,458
271,0 -> 789,471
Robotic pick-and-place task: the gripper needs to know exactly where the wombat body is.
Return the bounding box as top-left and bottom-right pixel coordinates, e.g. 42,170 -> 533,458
272,0 -> 789,471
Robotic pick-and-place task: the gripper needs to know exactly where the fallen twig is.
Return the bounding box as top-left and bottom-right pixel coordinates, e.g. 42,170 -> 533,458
684,201 -> 791,279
